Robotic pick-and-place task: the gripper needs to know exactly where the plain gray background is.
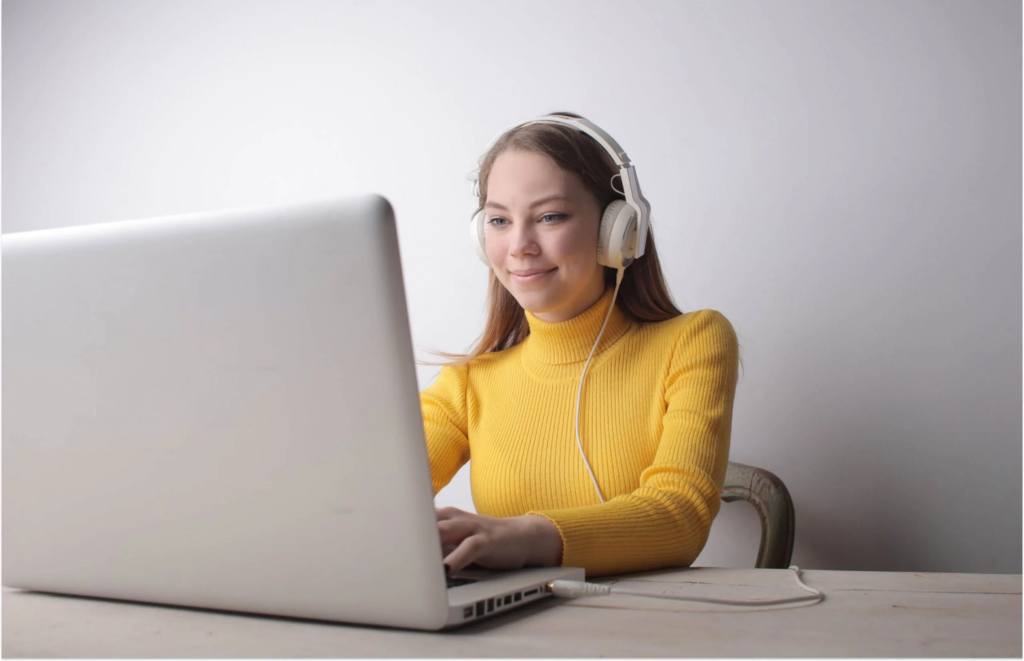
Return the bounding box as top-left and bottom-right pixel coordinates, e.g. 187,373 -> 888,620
3,0 -> 1020,574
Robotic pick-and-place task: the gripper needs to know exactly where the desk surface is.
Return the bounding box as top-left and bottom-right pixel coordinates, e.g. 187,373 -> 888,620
4,567 -> 1021,657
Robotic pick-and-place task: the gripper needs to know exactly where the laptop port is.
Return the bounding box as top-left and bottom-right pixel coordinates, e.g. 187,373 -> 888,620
503,595 -> 512,605
514,592 -> 522,602
463,606 -> 473,618
524,588 -> 538,597
487,598 -> 494,612
475,601 -> 484,617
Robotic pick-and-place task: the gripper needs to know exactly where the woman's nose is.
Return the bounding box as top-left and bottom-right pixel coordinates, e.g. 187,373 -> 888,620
509,222 -> 539,256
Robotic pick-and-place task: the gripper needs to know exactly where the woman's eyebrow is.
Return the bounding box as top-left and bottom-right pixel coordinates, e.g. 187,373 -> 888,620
484,194 -> 572,211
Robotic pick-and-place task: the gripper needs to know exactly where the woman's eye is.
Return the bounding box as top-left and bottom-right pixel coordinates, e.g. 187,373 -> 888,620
487,214 -> 565,226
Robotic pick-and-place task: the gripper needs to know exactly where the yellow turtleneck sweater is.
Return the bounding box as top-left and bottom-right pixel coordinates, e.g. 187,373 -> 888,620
419,285 -> 739,577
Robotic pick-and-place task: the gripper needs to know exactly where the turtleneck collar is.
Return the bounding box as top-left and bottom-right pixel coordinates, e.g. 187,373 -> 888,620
521,285 -> 634,366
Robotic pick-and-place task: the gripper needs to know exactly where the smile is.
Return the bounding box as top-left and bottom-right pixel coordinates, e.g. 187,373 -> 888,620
511,268 -> 556,283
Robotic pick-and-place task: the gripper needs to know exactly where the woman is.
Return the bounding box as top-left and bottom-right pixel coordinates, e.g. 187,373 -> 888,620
420,112 -> 741,578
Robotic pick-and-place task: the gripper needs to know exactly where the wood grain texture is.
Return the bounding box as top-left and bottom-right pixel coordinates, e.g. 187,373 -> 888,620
4,568 -> 1020,658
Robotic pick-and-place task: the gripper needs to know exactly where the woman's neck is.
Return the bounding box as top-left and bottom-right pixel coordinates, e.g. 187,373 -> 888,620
530,276 -> 608,323
521,285 -> 632,366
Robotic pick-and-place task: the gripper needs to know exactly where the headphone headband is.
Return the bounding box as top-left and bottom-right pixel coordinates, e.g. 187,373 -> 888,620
472,114 -> 651,258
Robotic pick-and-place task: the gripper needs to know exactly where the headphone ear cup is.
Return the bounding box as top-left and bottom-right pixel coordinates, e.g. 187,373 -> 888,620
598,200 -> 638,269
470,208 -> 492,267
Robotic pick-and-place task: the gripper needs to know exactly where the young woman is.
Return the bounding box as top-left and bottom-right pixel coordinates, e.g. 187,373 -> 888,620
421,112 -> 740,578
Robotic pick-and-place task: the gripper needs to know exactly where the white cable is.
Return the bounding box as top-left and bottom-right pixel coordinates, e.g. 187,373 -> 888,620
549,565 -> 824,611
566,277 -> 822,611
574,267 -> 626,504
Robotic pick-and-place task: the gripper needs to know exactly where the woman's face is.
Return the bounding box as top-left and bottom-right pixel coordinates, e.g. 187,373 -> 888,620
483,149 -> 606,323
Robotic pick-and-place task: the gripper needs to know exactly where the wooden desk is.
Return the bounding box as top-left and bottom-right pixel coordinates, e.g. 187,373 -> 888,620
4,567 -> 1020,657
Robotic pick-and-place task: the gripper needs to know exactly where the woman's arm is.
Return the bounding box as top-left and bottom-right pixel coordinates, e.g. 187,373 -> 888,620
420,363 -> 472,496
526,309 -> 740,576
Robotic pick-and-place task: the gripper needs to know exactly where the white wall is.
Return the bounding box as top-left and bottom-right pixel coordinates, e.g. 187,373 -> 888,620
4,0 -> 1019,573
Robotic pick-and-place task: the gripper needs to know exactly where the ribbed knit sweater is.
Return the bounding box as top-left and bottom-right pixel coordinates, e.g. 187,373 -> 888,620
419,285 -> 740,577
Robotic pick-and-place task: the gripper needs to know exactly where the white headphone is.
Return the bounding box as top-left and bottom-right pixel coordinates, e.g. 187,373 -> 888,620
469,114 -> 651,271
468,114 -> 651,505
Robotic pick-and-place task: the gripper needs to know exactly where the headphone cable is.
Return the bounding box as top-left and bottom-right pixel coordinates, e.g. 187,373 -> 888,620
574,267 -> 626,504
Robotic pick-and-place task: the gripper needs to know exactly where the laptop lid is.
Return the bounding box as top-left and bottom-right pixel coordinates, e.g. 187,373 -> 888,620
3,194 -> 453,630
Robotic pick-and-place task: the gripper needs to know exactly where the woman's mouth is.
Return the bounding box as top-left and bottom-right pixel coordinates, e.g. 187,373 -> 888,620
510,268 -> 556,284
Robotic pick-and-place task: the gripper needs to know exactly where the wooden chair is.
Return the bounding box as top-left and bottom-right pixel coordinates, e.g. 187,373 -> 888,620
721,461 -> 795,568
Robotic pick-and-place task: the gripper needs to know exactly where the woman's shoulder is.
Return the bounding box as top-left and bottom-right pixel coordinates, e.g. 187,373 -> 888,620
631,309 -> 739,375
631,309 -> 738,365
637,308 -> 736,340
433,340 -> 524,378
468,341 -> 526,371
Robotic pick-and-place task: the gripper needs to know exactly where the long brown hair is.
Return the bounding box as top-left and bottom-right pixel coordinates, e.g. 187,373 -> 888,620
421,112 -> 685,367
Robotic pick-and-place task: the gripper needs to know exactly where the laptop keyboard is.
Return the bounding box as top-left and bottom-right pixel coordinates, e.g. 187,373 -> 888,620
446,576 -> 477,588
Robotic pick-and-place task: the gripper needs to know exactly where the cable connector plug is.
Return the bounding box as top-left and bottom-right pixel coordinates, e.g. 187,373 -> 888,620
548,580 -> 612,598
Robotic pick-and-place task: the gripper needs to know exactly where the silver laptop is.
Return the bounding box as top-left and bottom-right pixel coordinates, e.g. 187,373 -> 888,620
2,194 -> 584,631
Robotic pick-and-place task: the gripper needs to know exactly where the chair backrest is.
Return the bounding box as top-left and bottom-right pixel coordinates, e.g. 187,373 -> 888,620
721,461 -> 795,569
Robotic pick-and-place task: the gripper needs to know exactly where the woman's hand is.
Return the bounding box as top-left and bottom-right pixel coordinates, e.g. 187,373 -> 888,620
436,507 -> 564,574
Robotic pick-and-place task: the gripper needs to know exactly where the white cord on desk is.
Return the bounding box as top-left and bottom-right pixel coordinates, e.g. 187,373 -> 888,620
549,565 -> 824,610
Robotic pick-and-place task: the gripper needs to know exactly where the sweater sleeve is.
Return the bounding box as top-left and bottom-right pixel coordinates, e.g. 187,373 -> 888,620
419,363 -> 471,497
527,309 -> 740,577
